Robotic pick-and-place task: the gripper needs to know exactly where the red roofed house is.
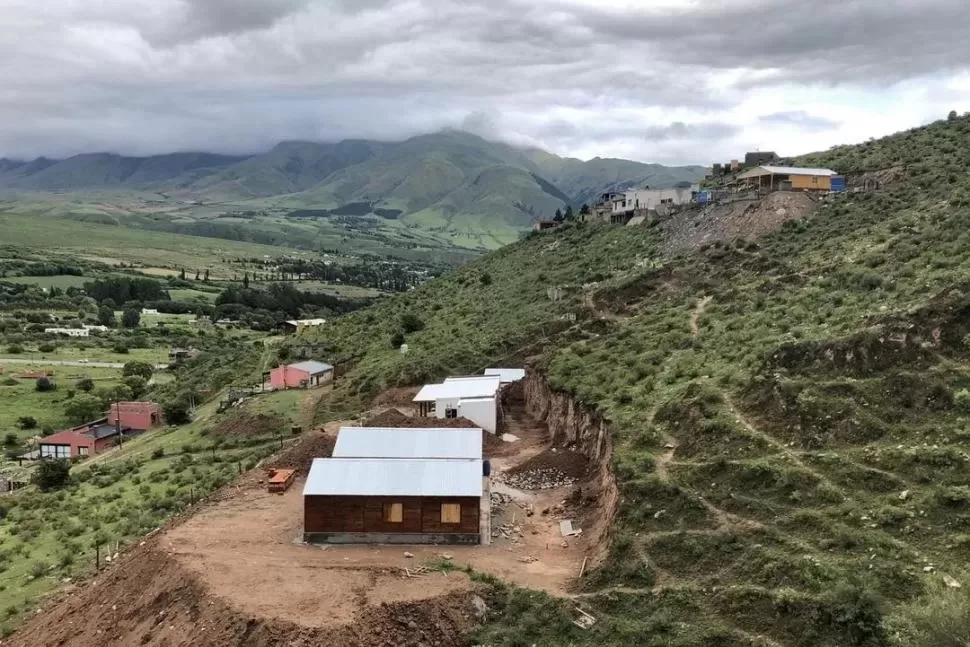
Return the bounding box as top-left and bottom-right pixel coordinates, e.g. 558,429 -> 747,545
38,401 -> 163,460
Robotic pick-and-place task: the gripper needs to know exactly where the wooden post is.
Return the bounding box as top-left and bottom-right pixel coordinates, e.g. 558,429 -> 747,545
95,544 -> 100,572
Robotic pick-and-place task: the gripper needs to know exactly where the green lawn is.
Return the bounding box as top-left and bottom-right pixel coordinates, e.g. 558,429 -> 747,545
7,346 -> 168,364
2,275 -> 88,289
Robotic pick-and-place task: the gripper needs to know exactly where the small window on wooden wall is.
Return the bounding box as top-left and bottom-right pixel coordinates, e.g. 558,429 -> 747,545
384,503 -> 403,523
441,503 -> 461,524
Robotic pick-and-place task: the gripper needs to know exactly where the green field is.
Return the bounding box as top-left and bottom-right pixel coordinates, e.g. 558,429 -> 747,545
168,288 -> 219,303
2,275 -> 88,289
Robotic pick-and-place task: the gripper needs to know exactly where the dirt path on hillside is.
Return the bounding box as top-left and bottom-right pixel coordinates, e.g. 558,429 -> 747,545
690,296 -> 713,337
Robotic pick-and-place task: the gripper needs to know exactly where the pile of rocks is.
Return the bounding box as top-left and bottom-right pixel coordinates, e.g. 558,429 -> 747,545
490,492 -> 513,514
497,468 -> 577,490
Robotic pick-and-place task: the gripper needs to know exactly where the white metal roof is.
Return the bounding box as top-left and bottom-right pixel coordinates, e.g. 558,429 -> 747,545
738,166 -> 836,179
333,427 -> 483,459
484,368 -> 526,383
303,458 -> 483,497
287,360 -> 334,375
413,376 -> 500,402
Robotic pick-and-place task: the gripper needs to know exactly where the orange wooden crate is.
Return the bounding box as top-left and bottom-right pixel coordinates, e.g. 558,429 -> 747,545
267,469 -> 296,494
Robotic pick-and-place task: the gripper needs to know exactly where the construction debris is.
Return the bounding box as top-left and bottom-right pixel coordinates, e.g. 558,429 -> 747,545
501,433 -> 520,443
559,520 -> 583,537
496,468 -> 577,490
572,606 -> 597,630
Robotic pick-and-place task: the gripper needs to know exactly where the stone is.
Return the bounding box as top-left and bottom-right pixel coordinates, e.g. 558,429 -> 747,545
404,552 -> 415,558
470,595 -> 489,619
943,574 -> 962,588
899,490 -> 911,501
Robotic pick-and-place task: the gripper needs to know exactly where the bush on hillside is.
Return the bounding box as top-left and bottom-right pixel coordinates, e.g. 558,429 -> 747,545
122,375 -> 148,400
75,378 -> 95,393
122,361 -> 154,381
162,398 -> 192,426
112,343 -> 129,354
390,332 -> 405,349
37,343 -> 56,353
33,460 -> 70,492
64,393 -> 103,425
1,378 -> 17,387
5,345 -> 23,355
400,313 -> 425,334
16,416 -> 36,430
954,389 -> 970,413
34,377 -> 54,393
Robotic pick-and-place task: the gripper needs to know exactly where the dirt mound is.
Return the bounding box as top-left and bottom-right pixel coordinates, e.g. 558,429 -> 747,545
212,413 -> 286,437
372,386 -> 420,407
5,541 -> 479,647
269,430 -> 335,475
506,448 -> 588,478
363,408 -> 413,427
365,411 -> 479,429
661,191 -> 819,254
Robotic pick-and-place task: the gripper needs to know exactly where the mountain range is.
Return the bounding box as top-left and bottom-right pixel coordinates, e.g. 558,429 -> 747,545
0,131 -> 706,244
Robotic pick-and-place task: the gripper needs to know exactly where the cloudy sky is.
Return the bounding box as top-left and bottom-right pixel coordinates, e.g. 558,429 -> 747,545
1,0 -> 969,165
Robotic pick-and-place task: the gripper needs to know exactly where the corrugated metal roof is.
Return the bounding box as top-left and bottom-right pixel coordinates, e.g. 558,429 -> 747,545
303,458 -> 483,497
738,166 -> 836,179
484,368 -> 526,383
413,376 -> 500,402
287,360 -> 333,375
333,427 -> 483,459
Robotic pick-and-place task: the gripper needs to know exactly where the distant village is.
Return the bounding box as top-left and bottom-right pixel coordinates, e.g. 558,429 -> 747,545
535,150 -> 848,231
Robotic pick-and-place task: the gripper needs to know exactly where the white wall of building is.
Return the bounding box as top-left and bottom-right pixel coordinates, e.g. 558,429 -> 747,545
44,328 -> 89,337
458,398 -> 497,434
612,188 -> 694,214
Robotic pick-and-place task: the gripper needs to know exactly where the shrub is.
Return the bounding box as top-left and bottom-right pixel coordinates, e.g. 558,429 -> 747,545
37,343 -> 56,353
5,345 -> 23,355
2,434 -> 17,448
33,460 -> 70,491
112,344 -> 130,354
151,447 -> 165,460
34,377 -> 55,393
1,378 -> 17,387
75,378 -> 95,393
122,361 -> 154,381
479,272 -> 493,286
390,331 -> 406,349
64,393 -> 103,425
400,313 -> 425,334
15,416 -> 36,430
955,389 -> 970,413
162,398 -> 191,425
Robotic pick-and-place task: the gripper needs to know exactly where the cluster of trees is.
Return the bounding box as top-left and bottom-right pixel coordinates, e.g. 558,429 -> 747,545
552,204 -> 591,223
63,362 -> 154,424
83,277 -> 169,304
228,256 -> 438,293
0,262 -> 83,278
214,283 -> 367,330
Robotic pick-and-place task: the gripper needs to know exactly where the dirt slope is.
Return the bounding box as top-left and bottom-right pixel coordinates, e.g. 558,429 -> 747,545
4,533 -> 477,647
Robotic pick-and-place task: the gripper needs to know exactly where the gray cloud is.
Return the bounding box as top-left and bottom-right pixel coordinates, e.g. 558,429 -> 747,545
0,0 -> 965,163
759,111 -> 841,130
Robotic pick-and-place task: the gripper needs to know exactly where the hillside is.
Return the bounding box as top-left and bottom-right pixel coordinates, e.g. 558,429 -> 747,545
298,114 -> 970,645
0,132 -> 707,249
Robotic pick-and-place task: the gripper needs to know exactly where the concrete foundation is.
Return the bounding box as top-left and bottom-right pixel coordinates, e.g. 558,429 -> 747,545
303,532 -> 481,545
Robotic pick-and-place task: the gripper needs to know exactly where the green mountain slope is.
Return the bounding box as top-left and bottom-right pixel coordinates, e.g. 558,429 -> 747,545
308,114 -> 970,646
524,149 -> 709,206
0,131 -> 707,248
0,153 -> 244,190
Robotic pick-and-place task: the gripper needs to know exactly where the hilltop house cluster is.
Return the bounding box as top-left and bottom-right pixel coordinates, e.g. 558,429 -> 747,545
535,150 -> 846,231
301,368 -> 525,545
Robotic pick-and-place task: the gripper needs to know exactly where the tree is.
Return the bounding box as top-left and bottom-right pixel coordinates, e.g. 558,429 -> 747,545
64,393 -> 103,425
948,109 -> 959,121
97,305 -> 115,327
162,397 -> 192,425
96,384 -> 133,408
16,416 -> 37,430
35,377 -> 55,393
564,205 -> 575,221
194,270 -> 200,281
400,313 -> 425,333
122,375 -> 148,400
75,378 -> 95,393
553,208 -> 564,222
179,268 -> 186,280
34,459 -> 70,491
579,203 -> 591,217
122,361 -> 154,381
243,272 -> 250,288
121,308 -> 140,329
3,432 -> 18,447
390,331 -> 406,349
203,269 -> 210,282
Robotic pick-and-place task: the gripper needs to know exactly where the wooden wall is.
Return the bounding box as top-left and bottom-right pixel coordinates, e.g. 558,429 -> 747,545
305,495 -> 480,535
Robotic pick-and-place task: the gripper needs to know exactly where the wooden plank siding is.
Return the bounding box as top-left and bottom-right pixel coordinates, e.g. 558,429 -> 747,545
305,495 -> 480,535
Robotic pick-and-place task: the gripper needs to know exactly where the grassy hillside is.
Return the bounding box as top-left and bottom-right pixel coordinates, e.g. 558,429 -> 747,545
307,114 -> 970,645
